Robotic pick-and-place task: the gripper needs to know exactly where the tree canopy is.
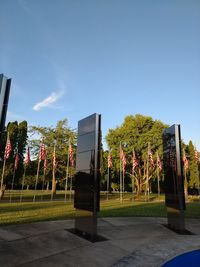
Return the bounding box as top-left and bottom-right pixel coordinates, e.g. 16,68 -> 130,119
0,121 -> 28,188
29,119 -> 76,191
105,114 -> 168,194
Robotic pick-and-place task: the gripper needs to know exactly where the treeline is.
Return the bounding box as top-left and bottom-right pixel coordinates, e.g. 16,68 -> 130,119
0,114 -> 199,195
0,121 -> 27,188
104,114 -> 199,195
0,119 -> 76,191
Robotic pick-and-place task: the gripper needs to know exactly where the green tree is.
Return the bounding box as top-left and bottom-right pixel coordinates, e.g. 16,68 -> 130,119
0,121 -> 28,198
30,119 -> 76,195
106,114 -> 167,196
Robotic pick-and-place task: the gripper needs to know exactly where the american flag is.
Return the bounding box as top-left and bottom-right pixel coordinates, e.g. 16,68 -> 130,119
24,147 -> 31,166
183,153 -> 188,170
4,134 -> 12,160
157,153 -> 162,171
44,157 -> 47,173
194,147 -> 199,164
108,151 -> 112,168
148,149 -> 154,167
39,141 -> 46,162
53,145 -> 56,169
14,153 -> 19,170
132,150 -> 138,172
69,143 -> 74,167
120,148 -> 126,172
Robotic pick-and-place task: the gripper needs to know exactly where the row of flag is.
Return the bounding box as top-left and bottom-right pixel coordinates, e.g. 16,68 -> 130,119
3,134 -> 74,172
183,147 -> 199,170
108,148 -> 162,173
108,147 -> 200,172
2,134 -> 200,173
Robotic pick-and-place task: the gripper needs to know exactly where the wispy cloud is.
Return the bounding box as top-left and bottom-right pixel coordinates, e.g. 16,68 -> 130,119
33,90 -> 64,111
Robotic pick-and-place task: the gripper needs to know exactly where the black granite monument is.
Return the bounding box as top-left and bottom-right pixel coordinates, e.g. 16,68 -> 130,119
163,124 -> 186,232
0,74 -> 11,151
73,113 -> 102,241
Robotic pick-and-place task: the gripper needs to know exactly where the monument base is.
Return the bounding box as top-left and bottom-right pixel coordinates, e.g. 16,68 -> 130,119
67,228 -> 108,243
166,207 -> 189,234
75,209 -> 97,236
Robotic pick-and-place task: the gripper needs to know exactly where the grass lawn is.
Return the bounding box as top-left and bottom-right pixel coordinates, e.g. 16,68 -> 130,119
0,193 -> 199,226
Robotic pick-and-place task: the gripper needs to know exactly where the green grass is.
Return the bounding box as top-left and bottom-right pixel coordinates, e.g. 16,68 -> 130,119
0,195 -> 200,226
0,201 -> 75,225
3,190 -> 69,201
100,201 -> 167,217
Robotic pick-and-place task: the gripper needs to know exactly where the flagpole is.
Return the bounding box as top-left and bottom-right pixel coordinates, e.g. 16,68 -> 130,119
1,133 -> 12,200
107,165 -> 109,200
120,142 -> 122,203
10,150 -> 19,203
184,165 -> 188,200
20,166 -> 26,202
156,151 -> 160,201
64,139 -> 70,203
132,149 -> 135,202
183,149 -> 188,200
0,158 -> 6,199
197,169 -> 200,199
132,148 -> 138,202
132,170 -> 134,201
146,143 -> 149,202
41,169 -> 46,201
10,166 -> 16,203
33,159 -> 40,202
122,167 -> 124,199
69,173 -> 72,202
51,144 -> 56,201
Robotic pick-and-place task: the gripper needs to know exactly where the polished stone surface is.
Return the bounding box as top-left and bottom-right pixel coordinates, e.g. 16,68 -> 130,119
75,113 -> 101,239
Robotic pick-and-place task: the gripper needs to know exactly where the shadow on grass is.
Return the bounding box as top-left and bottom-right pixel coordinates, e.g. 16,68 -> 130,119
0,201 -> 73,213
100,202 -> 167,218
100,201 -> 200,219
0,199 -> 199,226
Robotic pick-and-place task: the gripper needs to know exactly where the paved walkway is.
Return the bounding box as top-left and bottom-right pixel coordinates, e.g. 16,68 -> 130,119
0,217 -> 200,267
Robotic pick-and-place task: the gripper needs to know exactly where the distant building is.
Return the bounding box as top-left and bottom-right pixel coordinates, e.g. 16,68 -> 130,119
0,73 -> 11,143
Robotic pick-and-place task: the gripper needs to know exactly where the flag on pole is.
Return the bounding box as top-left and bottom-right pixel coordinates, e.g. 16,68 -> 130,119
148,149 -> 154,167
120,148 -> 126,172
4,134 -> 12,159
69,143 -> 74,167
53,145 -> 56,168
194,147 -> 199,164
183,151 -> 189,170
14,153 -> 19,170
108,151 -> 112,168
157,153 -> 162,171
39,141 -> 46,162
24,147 -> 31,166
132,150 -> 138,172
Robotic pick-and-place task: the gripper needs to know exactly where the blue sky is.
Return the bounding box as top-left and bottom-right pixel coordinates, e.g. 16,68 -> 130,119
0,0 -> 200,149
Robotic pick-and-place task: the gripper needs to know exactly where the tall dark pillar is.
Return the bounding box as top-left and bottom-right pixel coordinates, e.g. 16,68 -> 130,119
163,124 -> 186,232
0,74 -> 11,153
73,113 -> 101,241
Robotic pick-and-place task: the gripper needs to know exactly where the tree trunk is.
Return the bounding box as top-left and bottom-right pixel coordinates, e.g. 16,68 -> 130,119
46,181 -> 49,191
0,185 -> 6,200
136,177 -> 142,198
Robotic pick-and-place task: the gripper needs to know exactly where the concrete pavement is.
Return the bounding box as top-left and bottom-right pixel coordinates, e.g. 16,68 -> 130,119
0,217 -> 200,267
